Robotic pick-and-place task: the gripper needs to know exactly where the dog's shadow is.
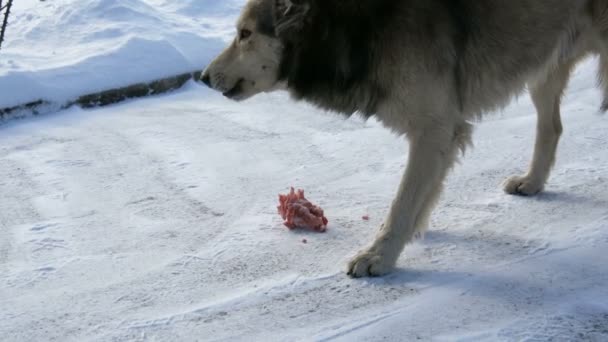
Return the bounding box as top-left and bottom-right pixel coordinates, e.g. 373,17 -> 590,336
351,225 -> 594,302
524,190 -> 608,207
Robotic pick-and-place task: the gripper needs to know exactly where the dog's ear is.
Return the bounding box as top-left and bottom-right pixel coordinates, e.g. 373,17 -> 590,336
274,0 -> 311,39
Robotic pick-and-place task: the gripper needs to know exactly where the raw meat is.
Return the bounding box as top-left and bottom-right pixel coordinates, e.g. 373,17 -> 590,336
277,188 -> 328,232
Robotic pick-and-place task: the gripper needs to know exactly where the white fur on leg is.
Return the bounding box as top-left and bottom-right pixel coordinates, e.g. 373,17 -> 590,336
347,226 -> 404,277
504,61 -> 573,197
347,121 -> 470,278
347,250 -> 394,277
504,174 -> 545,196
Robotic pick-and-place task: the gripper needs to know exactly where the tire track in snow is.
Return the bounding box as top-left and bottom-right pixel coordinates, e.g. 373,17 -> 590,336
1,79 -> 606,341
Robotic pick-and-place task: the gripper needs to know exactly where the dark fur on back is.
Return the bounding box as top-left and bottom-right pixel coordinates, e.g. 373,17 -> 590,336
267,0 -> 607,119
274,0 -> 400,116
270,0 -> 487,117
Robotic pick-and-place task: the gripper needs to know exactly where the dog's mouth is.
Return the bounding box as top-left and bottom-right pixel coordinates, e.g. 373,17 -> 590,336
222,79 -> 245,99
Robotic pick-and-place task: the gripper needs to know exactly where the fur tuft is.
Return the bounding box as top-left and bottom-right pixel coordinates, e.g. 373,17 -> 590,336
600,56 -> 608,112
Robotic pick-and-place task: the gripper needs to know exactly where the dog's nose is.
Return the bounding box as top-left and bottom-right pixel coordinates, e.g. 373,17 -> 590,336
201,72 -> 212,88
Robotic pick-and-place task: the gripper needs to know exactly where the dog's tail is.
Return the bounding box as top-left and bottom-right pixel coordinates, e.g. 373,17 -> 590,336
593,0 -> 608,111
600,57 -> 608,112
599,52 -> 608,112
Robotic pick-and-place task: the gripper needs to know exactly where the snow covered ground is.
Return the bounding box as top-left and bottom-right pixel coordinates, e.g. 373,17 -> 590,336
1,1 -> 608,341
0,0 -> 240,108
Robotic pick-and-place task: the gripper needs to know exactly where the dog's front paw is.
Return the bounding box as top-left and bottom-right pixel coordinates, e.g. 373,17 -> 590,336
347,249 -> 394,278
503,175 -> 544,196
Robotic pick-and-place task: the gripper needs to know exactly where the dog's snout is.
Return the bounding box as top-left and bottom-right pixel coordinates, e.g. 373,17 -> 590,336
201,72 -> 212,88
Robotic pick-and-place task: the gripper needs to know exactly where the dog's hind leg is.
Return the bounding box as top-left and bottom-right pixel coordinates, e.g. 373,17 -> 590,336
347,120 -> 471,277
504,61 -> 574,196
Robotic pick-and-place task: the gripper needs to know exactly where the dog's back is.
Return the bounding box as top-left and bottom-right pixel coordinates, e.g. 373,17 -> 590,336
455,1 -> 594,115
382,0 -> 602,118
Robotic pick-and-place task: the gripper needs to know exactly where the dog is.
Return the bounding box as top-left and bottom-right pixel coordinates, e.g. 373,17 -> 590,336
201,0 -> 608,278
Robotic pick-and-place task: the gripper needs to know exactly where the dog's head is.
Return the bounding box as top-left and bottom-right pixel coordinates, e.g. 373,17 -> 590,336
201,0 -> 312,101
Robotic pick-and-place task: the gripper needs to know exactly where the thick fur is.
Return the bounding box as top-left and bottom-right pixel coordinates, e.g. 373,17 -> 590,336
202,0 -> 608,277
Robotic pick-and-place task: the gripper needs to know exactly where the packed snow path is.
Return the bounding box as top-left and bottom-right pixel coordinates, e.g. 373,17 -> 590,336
1,61 -> 608,340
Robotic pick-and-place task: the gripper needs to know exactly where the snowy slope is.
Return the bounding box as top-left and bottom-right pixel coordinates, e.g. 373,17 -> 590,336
0,0 -> 243,108
1,0 -> 608,341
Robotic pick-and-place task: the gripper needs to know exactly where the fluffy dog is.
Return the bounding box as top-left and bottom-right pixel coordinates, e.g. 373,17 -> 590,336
202,0 -> 608,277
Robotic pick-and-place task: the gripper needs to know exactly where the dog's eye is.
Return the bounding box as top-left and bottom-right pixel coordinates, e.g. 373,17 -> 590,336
239,29 -> 252,40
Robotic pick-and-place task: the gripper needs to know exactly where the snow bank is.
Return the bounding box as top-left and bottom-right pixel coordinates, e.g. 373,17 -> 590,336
0,0 -> 244,108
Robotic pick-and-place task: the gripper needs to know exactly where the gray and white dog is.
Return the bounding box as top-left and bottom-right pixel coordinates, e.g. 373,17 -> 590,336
202,0 -> 608,278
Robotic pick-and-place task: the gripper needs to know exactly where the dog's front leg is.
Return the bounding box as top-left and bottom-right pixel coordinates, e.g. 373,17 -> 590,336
347,122 -> 469,277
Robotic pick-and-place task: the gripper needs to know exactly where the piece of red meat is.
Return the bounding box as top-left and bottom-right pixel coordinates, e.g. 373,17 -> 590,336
277,187 -> 328,232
